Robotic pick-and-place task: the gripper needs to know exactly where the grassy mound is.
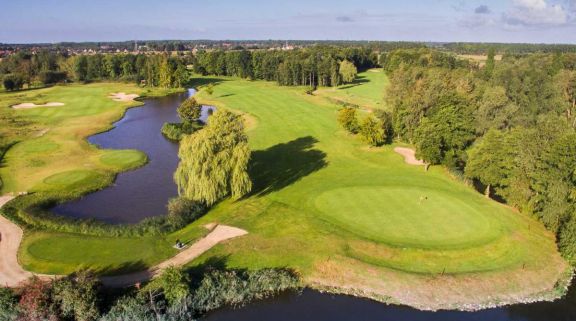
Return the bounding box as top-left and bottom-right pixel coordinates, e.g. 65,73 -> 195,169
100,150 -> 147,170
42,170 -> 106,191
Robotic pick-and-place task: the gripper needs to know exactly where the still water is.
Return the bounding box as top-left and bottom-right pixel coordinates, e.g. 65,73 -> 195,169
203,287 -> 576,321
53,89 -> 213,224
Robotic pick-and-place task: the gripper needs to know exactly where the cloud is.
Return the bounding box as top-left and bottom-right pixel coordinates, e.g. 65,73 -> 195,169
504,0 -> 568,26
475,5 -> 491,14
336,15 -> 354,23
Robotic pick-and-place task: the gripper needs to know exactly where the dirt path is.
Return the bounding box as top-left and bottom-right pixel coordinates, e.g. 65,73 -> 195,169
0,195 -> 247,288
0,196 -> 53,286
394,147 -> 425,166
101,225 -> 247,287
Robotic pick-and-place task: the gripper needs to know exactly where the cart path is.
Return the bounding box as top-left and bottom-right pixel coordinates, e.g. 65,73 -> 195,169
0,195 -> 247,288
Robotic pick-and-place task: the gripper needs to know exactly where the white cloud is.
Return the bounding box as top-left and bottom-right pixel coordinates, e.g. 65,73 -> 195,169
504,0 -> 568,26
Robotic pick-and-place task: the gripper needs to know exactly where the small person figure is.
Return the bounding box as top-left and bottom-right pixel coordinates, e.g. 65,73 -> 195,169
419,195 -> 428,204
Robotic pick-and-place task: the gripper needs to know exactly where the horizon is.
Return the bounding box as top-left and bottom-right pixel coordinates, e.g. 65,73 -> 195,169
2,0 -> 576,44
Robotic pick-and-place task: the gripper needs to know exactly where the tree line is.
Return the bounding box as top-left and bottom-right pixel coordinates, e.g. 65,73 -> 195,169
0,51 -> 193,90
384,48 -> 576,263
192,46 -> 376,88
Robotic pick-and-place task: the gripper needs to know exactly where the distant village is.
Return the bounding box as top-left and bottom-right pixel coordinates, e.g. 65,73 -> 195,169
0,40 -> 301,59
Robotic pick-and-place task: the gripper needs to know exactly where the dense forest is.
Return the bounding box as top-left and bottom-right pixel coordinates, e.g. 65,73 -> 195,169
384,48 -> 576,264
0,51 -> 192,90
192,46 -> 378,87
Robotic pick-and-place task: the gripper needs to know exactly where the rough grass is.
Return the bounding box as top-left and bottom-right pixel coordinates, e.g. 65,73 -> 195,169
185,76 -> 568,309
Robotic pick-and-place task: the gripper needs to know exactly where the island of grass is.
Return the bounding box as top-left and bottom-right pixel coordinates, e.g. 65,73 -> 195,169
0,75 -> 570,310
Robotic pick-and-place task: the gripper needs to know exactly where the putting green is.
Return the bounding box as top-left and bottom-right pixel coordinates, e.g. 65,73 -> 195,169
315,186 -> 502,249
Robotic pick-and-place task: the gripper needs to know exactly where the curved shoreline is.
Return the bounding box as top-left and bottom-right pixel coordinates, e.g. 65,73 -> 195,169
1,194 -> 248,288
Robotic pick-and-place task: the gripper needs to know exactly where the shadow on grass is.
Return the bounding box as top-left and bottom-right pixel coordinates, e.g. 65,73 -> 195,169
97,260 -> 149,276
249,136 -> 327,196
187,77 -> 227,88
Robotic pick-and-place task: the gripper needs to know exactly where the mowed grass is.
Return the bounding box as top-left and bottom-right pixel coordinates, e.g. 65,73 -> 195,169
186,76 -> 567,305
314,68 -> 390,110
0,83 -> 207,274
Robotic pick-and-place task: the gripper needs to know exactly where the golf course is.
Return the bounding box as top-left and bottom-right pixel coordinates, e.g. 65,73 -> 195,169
0,70 -> 569,309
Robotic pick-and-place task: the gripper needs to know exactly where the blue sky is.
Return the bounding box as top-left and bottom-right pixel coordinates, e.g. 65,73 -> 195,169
1,0 -> 575,43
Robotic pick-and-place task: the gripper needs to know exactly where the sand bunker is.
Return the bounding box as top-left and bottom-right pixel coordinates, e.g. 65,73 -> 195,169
394,147 -> 425,166
109,92 -> 139,102
12,102 -> 64,109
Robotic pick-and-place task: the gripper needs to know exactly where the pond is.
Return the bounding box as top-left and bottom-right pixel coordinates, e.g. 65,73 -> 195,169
53,89 -> 213,224
203,287 -> 576,321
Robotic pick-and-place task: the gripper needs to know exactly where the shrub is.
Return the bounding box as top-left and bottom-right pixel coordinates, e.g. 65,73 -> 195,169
167,197 -> 206,230
17,277 -> 59,321
337,107 -> 360,134
0,287 -> 18,321
39,71 -> 68,85
177,98 -> 202,123
191,269 -> 300,313
145,267 -> 190,307
360,116 -> 386,146
52,271 -> 101,321
161,122 -> 201,141
2,74 -> 25,91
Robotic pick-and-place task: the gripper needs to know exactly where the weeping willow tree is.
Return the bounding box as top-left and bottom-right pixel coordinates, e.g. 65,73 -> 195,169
174,109 -> 252,205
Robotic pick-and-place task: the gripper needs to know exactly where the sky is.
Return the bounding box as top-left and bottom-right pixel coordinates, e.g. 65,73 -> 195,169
1,0 -> 575,44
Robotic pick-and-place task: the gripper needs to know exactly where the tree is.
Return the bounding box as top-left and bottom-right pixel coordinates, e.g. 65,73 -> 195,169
52,271 -> 100,321
18,277 -> 58,321
338,107 -> 360,134
74,55 -> 88,81
159,55 -> 174,88
175,109 -> 252,205
465,129 -> 512,197
360,116 -> 386,146
474,86 -> 518,134
173,64 -> 188,88
339,60 -> 357,84
3,74 -> 24,91
0,287 -> 18,320
147,267 -> 190,306
484,47 -> 496,79
166,197 -> 206,229
205,83 -> 214,96
177,97 -> 202,123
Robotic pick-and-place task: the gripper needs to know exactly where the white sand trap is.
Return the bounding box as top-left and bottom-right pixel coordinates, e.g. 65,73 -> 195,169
394,147 -> 425,166
109,92 -> 139,102
12,102 -> 64,109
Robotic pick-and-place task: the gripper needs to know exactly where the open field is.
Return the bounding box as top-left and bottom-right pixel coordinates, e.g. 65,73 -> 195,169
314,68 -> 389,111
188,76 -> 568,309
0,83 -> 207,274
0,77 -> 569,309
